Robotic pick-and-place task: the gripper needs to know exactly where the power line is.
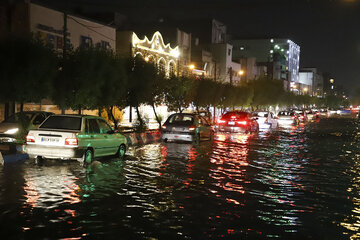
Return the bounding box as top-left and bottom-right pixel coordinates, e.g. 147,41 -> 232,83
67,15 -> 116,42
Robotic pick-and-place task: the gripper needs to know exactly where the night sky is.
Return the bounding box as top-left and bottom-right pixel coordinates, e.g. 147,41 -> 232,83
41,0 -> 360,93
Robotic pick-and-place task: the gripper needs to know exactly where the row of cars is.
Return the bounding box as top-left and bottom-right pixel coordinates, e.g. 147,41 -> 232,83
160,108 -> 324,143
0,108 -> 324,164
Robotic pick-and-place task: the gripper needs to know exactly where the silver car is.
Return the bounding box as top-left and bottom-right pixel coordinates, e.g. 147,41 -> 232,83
161,113 -> 212,143
25,115 -> 127,165
0,111 -> 53,143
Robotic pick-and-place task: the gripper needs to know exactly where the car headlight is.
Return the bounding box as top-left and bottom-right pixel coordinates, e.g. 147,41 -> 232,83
4,128 -> 19,134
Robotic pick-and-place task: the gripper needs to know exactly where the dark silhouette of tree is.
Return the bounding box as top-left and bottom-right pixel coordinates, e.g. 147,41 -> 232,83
0,36 -> 58,111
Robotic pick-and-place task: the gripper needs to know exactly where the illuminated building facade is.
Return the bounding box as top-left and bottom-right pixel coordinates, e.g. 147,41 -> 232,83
117,31 -> 179,76
231,38 -> 301,89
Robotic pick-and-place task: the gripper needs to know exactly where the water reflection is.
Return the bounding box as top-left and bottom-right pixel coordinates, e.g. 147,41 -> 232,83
0,117 -> 359,239
23,164 -> 81,208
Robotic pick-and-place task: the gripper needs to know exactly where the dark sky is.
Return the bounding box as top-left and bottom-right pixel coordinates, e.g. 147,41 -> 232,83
41,0 -> 360,93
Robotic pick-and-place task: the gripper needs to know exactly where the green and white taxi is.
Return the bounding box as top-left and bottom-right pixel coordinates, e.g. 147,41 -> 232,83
25,115 -> 127,165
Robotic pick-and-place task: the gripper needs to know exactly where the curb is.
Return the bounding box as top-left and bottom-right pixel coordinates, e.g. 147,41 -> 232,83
123,130 -> 160,146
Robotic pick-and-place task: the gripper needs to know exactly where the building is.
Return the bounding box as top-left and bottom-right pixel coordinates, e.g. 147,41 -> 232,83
0,1 -> 117,120
117,31 -> 180,77
231,38 -> 300,89
299,68 -> 324,97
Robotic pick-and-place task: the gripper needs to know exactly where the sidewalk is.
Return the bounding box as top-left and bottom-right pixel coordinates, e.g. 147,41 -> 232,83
123,130 -> 161,146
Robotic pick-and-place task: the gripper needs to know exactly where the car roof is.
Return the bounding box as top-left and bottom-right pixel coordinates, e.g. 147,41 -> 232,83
48,114 -> 103,119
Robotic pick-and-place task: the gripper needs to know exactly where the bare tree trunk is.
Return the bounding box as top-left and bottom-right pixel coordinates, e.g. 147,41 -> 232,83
107,106 -> 118,129
135,105 -> 144,127
20,101 -> 24,112
151,103 -> 161,129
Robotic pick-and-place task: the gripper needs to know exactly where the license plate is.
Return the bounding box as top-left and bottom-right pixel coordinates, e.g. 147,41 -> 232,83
228,121 -> 235,125
41,137 -> 59,143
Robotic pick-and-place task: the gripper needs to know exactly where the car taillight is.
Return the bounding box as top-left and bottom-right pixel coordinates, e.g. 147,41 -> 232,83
230,115 -> 237,119
316,112 -> 320,115
237,121 -> 248,125
188,126 -> 196,131
300,115 -> 304,119
26,135 -> 35,143
291,116 -> 296,119
65,138 -> 78,146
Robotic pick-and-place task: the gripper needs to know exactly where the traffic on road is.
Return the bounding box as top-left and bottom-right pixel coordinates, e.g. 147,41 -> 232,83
0,110 -> 359,239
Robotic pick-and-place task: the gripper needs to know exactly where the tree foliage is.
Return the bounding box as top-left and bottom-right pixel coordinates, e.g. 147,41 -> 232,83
0,36 -> 58,110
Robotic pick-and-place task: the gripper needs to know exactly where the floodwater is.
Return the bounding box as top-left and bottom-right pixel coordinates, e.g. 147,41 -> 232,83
0,117 -> 359,239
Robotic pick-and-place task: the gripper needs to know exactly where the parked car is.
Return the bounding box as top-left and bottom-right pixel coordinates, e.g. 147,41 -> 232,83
277,111 -> 300,126
305,109 -> 320,120
294,110 -> 308,122
252,111 -> 278,129
0,111 -> 54,143
161,113 -> 212,143
25,115 -> 127,165
214,111 -> 259,133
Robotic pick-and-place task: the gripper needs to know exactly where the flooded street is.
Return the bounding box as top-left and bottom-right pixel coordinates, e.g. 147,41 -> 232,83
1,117 -> 360,239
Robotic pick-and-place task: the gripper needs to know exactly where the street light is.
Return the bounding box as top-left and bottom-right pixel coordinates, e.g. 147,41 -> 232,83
189,64 -> 195,70
238,70 -> 244,76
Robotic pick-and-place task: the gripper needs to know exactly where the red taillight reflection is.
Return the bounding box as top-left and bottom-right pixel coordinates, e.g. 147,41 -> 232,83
26,135 -> 35,143
230,115 -> 236,119
300,115 -> 304,119
236,121 -> 248,125
65,138 -> 78,146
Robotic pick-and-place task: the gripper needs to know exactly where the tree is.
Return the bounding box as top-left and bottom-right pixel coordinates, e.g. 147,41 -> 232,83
0,36 -> 58,111
53,46 -> 121,113
164,75 -> 193,113
126,56 -> 155,129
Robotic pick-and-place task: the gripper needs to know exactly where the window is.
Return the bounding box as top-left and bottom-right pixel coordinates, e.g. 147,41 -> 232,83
168,114 -> 194,124
40,116 -> 81,130
80,36 -> 93,47
228,49 -> 231,56
169,62 -> 175,76
86,119 -> 100,134
97,119 -> 112,134
158,59 -> 166,73
33,114 -> 46,125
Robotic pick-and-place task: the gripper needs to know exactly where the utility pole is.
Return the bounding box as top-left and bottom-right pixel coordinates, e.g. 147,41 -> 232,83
61,11 -> 67,114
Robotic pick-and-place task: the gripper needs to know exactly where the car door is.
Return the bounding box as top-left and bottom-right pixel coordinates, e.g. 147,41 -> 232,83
199,116 -> 211,138
86,118 -> 103,157
97,118 -> 118,155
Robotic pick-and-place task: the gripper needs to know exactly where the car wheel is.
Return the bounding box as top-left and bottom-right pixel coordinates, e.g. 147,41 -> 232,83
35,156 -> 43,166
83,149 -> 93,166
117,144 -> 126,158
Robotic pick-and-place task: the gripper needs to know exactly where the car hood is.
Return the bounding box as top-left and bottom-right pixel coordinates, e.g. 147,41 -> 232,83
0,122 -> 19,133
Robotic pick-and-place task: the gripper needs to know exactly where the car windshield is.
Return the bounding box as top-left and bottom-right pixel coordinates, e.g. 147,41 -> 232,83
39,116 -> 82,130
167,114 -> 194,124
222,112 -> 248,119
2,112 -> 34,123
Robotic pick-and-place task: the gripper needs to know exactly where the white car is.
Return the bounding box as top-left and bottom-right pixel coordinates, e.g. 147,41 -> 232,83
25,115 -> 127,165
0,111 -> 53,143
252,111 -> 278,129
